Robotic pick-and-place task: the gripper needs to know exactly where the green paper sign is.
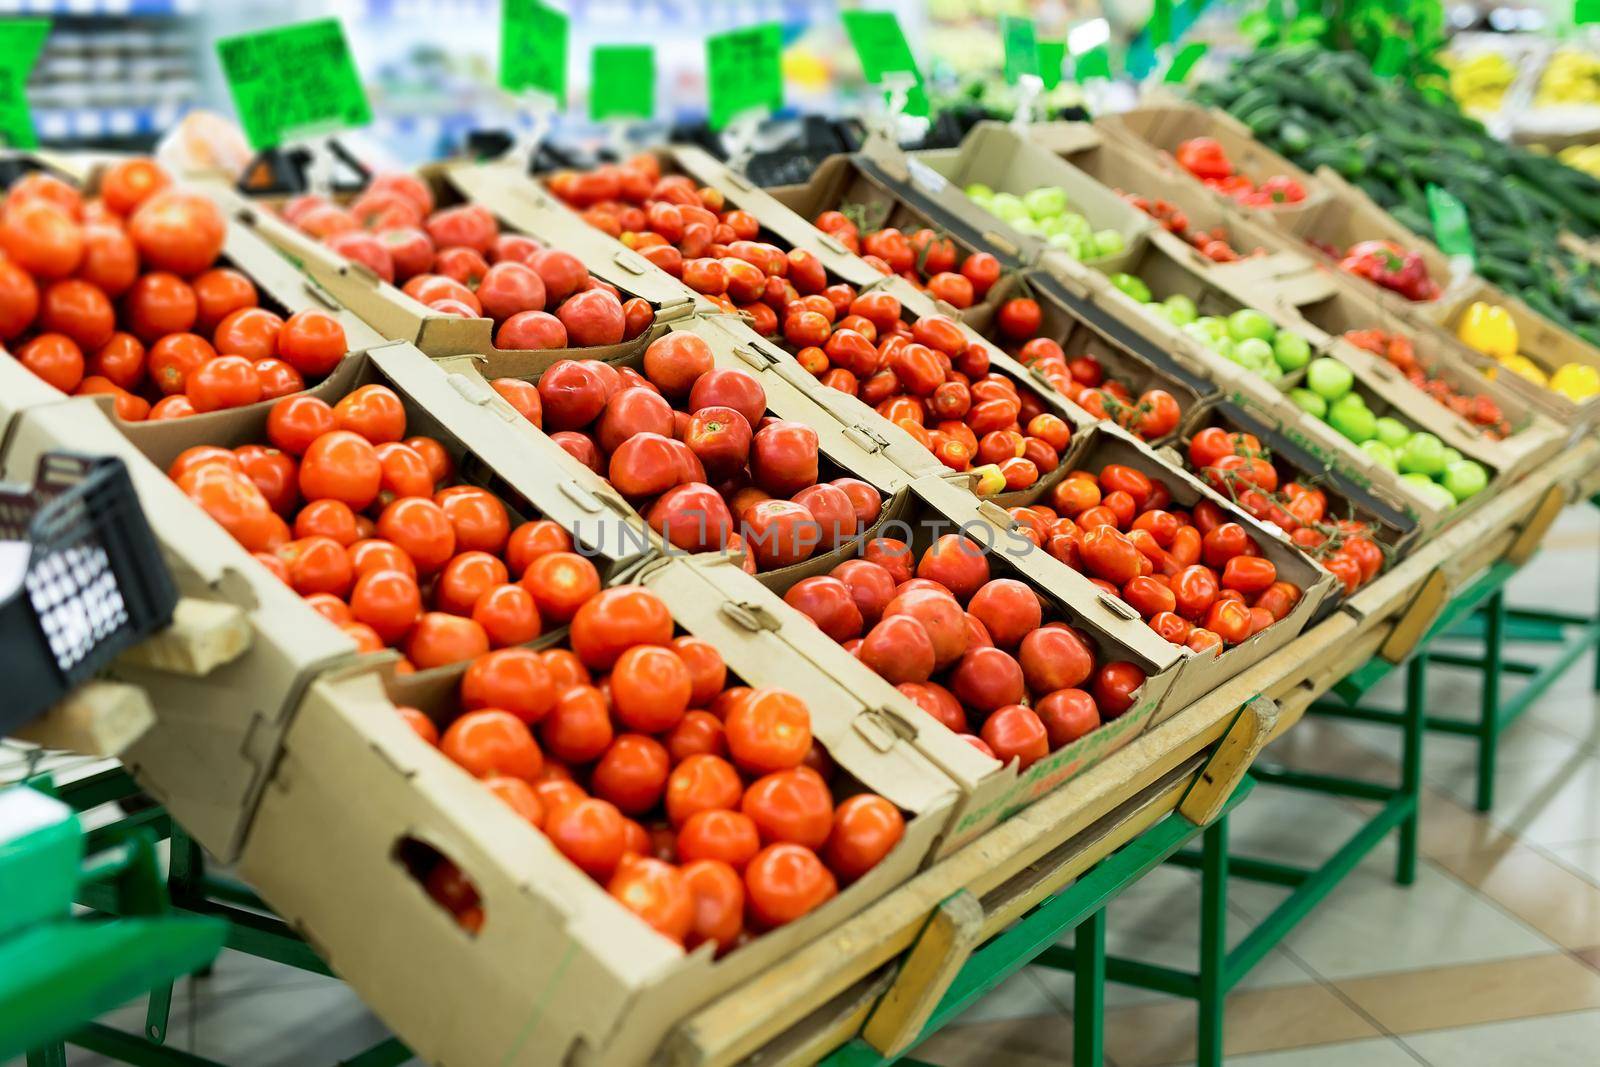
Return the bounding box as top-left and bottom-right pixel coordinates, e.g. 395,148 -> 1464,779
1373,36 -> 1406,78
0,19 -> 50,149
1038,40 -> 1066,91
1579,0 -> 1600,23
590,45 -> 654,121
1150,0 -> 1174,45
841,11 -> 928,117
1001,16 -> 1039,86
216,19 -> 371,151
706,23 -> 783,130
1165,41 -> 1208,83
1074,46 -> 1113,84
1426,184 -> 1475,265
500,0 -> 568,104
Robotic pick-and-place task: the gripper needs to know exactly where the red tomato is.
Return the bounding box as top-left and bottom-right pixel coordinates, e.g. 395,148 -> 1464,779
744,843 -> 837,927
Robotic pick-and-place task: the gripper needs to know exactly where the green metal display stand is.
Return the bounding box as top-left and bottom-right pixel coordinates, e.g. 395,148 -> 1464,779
20,769 -> 411,1067
819,778 -> 1259,1067
0,780 -> 225,1064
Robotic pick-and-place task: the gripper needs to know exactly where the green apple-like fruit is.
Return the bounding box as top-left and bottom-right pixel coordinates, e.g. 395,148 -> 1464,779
1443,459 -> 1488,501
1328,399 -> 1377,443
1227,308 -> 1276,343
1373,416 -> 1410,450
1163,294 -> 1198,325
965,182 -> 995,200
1092,229 -> 1126,258
1037,214 -> 1068,237
1306,357 -> 1354,401
1441,446 -> 1462,468
1272,332 -> 1312,371
1361,439 -> 1399,471
1398,432 -> 1447,477
1258,359 -> 1285,383
1110,273 -> 1152,303
1011,217 -> 1042,237
1024,186 -> 1069,219
989,193 -> 1027,222
1290,388 -> 1328,418
1403,474 -> 1459,511
1060,213 -> 1093,243
1047,232 -> 1083,256
1234,337 -> 1276,371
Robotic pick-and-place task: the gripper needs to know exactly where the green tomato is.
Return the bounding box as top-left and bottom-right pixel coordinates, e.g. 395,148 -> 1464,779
964,182 -> 995,200
1212,337 -> 1237,359
1441,446 -> 1462,468
1091,229 -> 1127,258
1443,459 -> 1488,501
1398,432 -> 1447,477
1059,212 -> 1094,243
1011,217 -> 1043,237
1258,359 -> 1285,383
1306,357 -> 1354,401
1024,186 -> 1069,219
1036,214 -> 1069,237
989,193 -> 1028,223
1272,332 -> 1312,371
1235,337 -> 1276,371
1047,231 -> 1083,257
1360,439 -> 1399,471
1373,416 -> 1411,450
1227,308 -> 1276,343
1109,273 -> 1152,303
1163,294 -> 1198,326
1328,401 -> 1377,443
1290,388 -> 1328,419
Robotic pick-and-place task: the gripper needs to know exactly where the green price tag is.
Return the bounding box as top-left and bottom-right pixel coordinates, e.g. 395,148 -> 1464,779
841,11 -> 928,117
501,0 -> 568,103
590,45 -> 654,121
1426,184 -> 1475,265
0,19 -> 50,149
1037,40 -> 1066,91
216,19 -> 371,151
1150,0 -> 1174,45
1001,16 -> 1039,86
706,23 -> 783,130
1373,36 -> 1406,78
1165,41 -> 1208,83
1074,46 -> 1113,84
1579,0 -> 1600,23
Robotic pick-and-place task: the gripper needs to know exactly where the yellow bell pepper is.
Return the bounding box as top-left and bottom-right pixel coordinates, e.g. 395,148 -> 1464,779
1551,363 -> 1600,401
1457,301 -> 1519,360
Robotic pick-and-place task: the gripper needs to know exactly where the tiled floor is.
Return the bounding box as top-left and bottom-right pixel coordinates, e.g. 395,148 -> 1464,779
23,507 -> 1600,1066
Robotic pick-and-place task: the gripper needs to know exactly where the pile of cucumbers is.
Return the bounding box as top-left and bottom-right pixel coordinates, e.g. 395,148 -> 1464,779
1193,45 -> 1600,347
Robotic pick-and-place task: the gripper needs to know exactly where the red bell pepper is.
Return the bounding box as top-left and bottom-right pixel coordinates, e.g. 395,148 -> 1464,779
1176,137 -> 1233,181
1337,240 -> 1440,302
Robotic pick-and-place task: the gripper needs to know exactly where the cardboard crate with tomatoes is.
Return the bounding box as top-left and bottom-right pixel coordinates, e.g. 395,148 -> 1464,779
223,165 -> 703,363
237,550 -> 964,1067
963,271 -> 1218,448
990,421 -> 1336,719
428,311 -> 949,592
1094,101 -> 1330,227
1289,274 -> 1567,483
0,157 -> 381,427
1175,400 -> 1423,599
883,122 -> 1153,280
698,468 -> 1186,838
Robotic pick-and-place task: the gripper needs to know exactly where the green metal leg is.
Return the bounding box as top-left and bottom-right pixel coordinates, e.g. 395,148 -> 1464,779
1073,909 -> 1105,1067
143,980 -> 174,1045
1398,655 -> 1426,885
71,1022 -> 226,1067
1476,592 -> 1505,813
1197,817 -> 1229,1067
26,1043 -> 67,1067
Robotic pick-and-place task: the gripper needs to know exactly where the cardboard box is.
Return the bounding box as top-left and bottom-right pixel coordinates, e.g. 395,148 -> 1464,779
1003,422 -> 1335,720
1291,276 -> 1569,482
897,122 -> 1154,279
431,310 -> 946,593
1433,278 -> 1600,429
765,151 -> 1013,324
737,469 -> 1184,841
1029,119 -> 1318,288
239,555 -> 959,1067
965,271 -> 1219,447
0,354 -> 68,440
1273,166 -> 1476,315
218,170 -> 702,361
1093,101 -> 1330,227
1171,400 -> 1424,613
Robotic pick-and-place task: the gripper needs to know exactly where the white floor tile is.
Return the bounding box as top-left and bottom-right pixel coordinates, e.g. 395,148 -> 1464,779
1399,1007 -> 1600,1065
1167,1035 -> 1425,1067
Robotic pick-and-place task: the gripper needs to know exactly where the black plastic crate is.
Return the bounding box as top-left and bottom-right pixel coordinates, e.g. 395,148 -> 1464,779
0,453 -> 177,734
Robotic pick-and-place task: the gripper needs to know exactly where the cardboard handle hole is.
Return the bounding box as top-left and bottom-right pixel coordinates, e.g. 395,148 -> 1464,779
394,835 -> 485,938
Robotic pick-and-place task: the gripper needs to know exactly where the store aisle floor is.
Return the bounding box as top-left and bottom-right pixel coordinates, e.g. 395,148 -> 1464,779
51,505 -> 1600,1067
